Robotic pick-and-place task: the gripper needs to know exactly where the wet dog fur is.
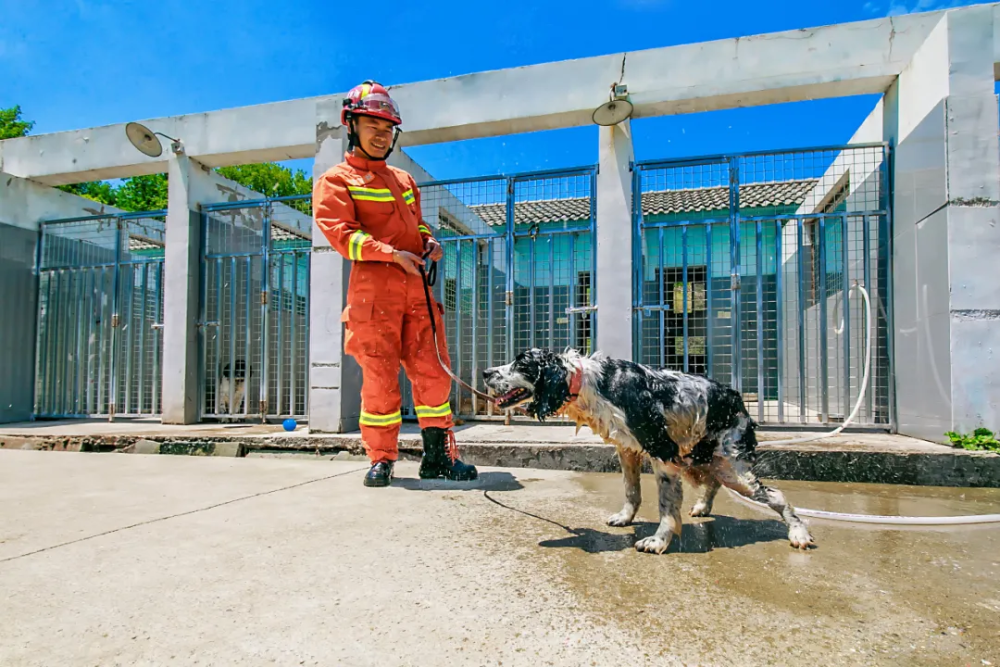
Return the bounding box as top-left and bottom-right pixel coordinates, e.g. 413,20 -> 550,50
483,348 -> 815,554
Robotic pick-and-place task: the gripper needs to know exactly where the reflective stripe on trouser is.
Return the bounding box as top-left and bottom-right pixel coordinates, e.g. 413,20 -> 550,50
342,263 -> 454,463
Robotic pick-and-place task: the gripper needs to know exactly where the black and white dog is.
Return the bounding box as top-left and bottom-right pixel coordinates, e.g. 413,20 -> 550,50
483,348 -> 815,554
218,360 -> 251,422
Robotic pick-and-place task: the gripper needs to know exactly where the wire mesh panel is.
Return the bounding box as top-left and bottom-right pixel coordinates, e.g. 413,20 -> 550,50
200,196 -> 312,422
411,177 -> 510,419
34,213 -> 165,418
636,160 -> 736,384
201,202 -> 267,421
635,144 -> 891,427
266,195 -> 312,419
512,171 -> 596,360
737,145 -> 889,426
114,214 -> 166,417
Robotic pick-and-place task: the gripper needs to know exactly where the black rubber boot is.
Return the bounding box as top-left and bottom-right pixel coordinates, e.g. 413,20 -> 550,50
419,427 -> 478,481
363,460 -> 394,487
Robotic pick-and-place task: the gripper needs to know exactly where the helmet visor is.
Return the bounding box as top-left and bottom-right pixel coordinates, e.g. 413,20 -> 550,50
354,94 -> 400,122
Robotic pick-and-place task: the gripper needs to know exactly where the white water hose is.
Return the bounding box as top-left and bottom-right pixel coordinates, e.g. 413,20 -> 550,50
724,282 -> 1000,526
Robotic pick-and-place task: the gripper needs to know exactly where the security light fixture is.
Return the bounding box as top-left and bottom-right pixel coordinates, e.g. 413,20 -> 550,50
592,82 -> 633,127
125,122 -> 184,157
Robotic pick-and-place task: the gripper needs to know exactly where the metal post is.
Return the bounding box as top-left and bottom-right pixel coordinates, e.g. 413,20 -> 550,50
71,270 -> 83,415
797,220 -> 806,423
682,225 -> 690,373
775,222 -> 784,423
472,241 -> 480,416
842,214 -> 852,424
108,217 -> 123,420
568,234 -> 576,351
277,253 -> 286,417
245,256 -> 254,419
153,262 -> 163,416
260,203 -> 271,421
658,227 -> 665,368
632,165 -> 643,364
139,263 -> 149,415
303,251 -> 311,419
588,167 -> 598,352
862,214 -> 873,421
229,257 -> 237,418
548,236 -> 555,349
456,241 -> 463,414
505,178 -> 515,364
291,252 -> 299,417
706,223 -> 714,381
97,268 -> 108,416
728,157 -> 742,392
818,217 -> 829,424
487,237 -> 495,417
755,220 -> 764,423
881,144 -> 897,431
86,268 -> 96,414
528,237 -> 536,349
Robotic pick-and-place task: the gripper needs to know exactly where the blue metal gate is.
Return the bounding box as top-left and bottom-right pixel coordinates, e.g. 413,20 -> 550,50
34,211 -> 166,418
634,143 -> 893,427
405,167 -> 597,420
200,195 -> 311,422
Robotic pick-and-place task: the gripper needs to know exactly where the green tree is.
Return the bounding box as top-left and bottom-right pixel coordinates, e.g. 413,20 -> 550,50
57,181 -> 118,207
0,105 -> 34,139
216,163 -> 312,213
114,174 -> 169,211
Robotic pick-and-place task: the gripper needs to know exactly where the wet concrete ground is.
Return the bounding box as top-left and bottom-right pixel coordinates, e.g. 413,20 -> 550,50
1,449 -> 999,666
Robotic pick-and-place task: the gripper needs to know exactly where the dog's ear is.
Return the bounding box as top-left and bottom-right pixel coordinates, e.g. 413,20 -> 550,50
527,359 -> 569,422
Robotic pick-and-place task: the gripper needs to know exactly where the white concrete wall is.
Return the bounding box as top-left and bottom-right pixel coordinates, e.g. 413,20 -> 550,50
885,5 -> 1000,442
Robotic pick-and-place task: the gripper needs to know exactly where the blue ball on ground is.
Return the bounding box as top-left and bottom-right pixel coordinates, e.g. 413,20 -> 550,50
282,418 -> 297,432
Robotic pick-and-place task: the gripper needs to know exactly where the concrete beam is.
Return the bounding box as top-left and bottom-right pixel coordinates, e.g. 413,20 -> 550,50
0,6 -> 983,184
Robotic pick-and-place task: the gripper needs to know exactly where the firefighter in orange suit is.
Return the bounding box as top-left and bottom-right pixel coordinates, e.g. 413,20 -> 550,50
312,80 -> 478,487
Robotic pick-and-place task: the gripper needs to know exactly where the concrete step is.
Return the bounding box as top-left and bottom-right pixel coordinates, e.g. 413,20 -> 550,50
1,420 -> 997,488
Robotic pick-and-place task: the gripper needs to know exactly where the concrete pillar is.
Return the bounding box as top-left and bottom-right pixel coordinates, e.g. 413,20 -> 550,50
308,101 -> 360,433
883,6 -> 1000,442
161,155 -> 207,424
595,120 -> 635,360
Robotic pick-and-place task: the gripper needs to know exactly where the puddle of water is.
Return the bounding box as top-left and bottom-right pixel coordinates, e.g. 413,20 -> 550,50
509,471 -> 1000,665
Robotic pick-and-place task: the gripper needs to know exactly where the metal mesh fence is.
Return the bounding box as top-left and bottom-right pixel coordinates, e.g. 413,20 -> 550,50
34,212 -> 165,418
406,168 -> 596,420
200,195 -> 311,421
635,144 -> 890,427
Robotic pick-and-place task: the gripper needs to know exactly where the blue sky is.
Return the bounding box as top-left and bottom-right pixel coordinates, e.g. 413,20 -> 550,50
0,0 -> 984,183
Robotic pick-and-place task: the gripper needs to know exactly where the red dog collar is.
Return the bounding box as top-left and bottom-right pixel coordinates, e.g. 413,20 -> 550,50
567,362 -> 584,401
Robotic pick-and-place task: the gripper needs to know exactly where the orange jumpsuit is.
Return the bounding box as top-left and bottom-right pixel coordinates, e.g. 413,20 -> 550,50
313,151 -> 454,463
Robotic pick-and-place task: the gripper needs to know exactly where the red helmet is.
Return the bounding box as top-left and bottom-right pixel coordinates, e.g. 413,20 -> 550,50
341,80 -> 402,127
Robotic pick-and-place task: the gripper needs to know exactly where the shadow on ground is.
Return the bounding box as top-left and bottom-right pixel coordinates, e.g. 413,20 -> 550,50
393,471 -> 525,493
536,515 -> 790,554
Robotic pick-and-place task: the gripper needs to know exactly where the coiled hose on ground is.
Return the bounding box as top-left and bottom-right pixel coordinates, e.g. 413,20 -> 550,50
725,282 -> 1000,526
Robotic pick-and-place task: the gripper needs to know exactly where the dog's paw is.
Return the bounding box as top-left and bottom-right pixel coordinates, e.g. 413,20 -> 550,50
634,535 -> 671,554
788,525 -> 815,550
606,510 -> 635,527
689,502 -> 713,517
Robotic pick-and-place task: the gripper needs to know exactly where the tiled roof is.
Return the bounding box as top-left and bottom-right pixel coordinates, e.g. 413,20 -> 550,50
466,179 -> 818,227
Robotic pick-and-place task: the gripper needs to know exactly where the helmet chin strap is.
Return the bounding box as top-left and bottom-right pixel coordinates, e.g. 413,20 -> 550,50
347,117 -> 401,161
